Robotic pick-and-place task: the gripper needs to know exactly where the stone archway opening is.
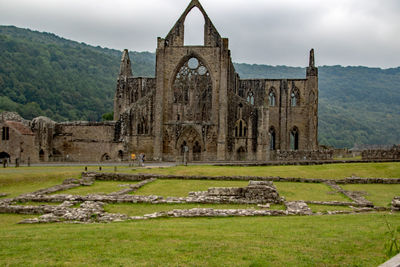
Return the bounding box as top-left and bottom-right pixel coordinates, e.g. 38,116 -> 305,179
193,141 -> 201,161
237,147 -> 246,161
0,151 -> 10,165
39,149 -> 45,162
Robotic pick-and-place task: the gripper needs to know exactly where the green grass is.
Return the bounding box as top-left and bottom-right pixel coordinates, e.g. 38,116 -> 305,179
130,162 -> 400,179
104,203 -> 286,216
0,166 -> 132,198
0,213 -> 398,266
308,204 -> 353,213
134,179 -> 249,197
342,184 -> 400,207
275,182 -> 350,202
55,181 -> 138,195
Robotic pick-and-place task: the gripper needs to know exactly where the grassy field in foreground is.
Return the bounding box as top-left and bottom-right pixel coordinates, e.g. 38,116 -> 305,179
0,213 -> 398,266
132,162 -> 400,179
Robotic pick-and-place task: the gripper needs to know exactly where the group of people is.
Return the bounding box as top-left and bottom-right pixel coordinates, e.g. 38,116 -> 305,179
132,153 -> 145,167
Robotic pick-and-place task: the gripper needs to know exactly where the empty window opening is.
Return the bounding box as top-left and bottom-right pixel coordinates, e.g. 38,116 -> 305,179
39,149 -> 45,162
291,89 -> 300,107
269,90 -> 276,106
269,127 -> 276,150
234,119 -> 247,138
184,7 -> 205,46
193,141 -> 201,161
2,127 -> 9,140
247,91 -> 255,105
290,128 -> 299,150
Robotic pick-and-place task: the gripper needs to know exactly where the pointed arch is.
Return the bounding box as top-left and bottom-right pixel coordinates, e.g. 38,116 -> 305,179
184,6 -> 205,45
291,87 -> 300,107
247,91 -> 255,105
164,0 -> 222,47
269,126 -> 276,150
290,127 -> 299,150
171,55 -> 213,122
268,87 -> 276,107
234,119 -> 247,138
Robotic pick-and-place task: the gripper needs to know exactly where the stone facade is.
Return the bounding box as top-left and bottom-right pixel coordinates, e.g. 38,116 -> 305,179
113,0 -> 319,162
0,0 -> 322,163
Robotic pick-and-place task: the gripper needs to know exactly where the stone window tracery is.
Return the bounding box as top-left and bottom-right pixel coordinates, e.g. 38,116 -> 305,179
234,119 -> 247,138
173,57 -> 212,121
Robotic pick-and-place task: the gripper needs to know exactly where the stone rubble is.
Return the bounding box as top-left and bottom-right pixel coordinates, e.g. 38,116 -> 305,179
188,180 -> 284,204
285,201 -> 313,215
0,193 -> 8,198
324,181 -> 373,207
1,172 -> 397,224
392,196 -> 400,211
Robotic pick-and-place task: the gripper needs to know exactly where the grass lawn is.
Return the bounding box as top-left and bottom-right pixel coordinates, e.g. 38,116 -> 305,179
275,182 -> 350,202
342,184 -> 400,207
0,213 -> 398,266
55,181 -> 139,195
133,179 -> 249,197
131,162 -> 400,179
104,203 -> 286,216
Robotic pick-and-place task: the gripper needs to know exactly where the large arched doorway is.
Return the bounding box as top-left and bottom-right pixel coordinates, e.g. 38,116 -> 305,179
237,147 -> 246,161
193,141 -> 201,161
0,152 -> 10,164
39,149 -> 45,162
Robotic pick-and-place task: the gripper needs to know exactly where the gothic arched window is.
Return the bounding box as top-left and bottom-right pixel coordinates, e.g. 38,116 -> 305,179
269,127 -> 276,150
247,91 -> 255,105
290,127 -> 299,150
172,57 -> 212,121
234,119 -> 247,138
291,88 -> 300,107
268,89 -> 276,107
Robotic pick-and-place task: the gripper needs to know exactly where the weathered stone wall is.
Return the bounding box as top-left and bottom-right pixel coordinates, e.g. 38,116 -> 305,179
270,149 -> 333,161
361,145 -> 400,160
0,120 -> 38,164
52,122 -> 122,162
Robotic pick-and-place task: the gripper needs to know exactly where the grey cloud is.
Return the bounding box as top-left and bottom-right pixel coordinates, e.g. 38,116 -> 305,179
0,0 -> 399,68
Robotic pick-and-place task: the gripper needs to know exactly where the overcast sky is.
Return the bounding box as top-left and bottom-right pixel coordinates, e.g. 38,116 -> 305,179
0,0 -> 399,68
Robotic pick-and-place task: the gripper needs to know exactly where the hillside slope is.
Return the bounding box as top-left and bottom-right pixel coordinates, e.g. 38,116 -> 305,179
0,25 -> 399,148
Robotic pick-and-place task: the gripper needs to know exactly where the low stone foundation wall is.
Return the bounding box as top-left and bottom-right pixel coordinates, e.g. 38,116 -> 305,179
270,150 -> 333,161
85,172 -> 400,184
189,181 -> 284,204
362,145 -> 400,160
392,197 -> 400,211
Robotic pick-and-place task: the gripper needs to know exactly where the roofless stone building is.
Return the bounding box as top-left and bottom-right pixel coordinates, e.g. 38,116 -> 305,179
0,0 -> 327,164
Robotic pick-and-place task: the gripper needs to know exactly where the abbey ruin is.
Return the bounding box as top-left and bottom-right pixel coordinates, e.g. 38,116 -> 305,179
0,0 -> 327,163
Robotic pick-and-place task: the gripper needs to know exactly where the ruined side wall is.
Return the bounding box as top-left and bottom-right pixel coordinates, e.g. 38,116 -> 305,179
0,122 -> 38,163
362,146 -> 400,160
114,77 -> 156,120
264,78 -> 318,153
52,122 -> 122,162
